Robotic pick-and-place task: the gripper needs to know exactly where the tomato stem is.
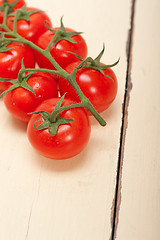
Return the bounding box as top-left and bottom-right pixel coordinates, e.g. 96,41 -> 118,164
2,5 -> 9,25
19,67 -> 59,76
50,102 -> 84,123
13,9 -> 20,34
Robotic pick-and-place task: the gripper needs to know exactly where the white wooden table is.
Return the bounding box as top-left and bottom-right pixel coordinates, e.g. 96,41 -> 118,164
0,0 -> 160,239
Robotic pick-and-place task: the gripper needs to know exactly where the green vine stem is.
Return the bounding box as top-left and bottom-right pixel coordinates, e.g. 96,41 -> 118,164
50,102 -> 84,123
0,6 -> 107,126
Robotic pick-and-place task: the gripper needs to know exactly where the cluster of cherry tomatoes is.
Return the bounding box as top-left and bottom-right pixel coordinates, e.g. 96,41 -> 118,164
0,0 -> 118,160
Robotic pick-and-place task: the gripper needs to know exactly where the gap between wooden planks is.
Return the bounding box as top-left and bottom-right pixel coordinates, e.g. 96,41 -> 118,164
110,0 -> 136,239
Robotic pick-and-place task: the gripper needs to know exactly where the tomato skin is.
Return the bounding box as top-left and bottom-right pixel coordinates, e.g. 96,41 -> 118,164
3,72 -> 58,123
35,28 -> 87,69
58,61 -> 118,114
0,0 -> 25,9
27,98 -> 91,160
0,42 -> 35,92
7,7 -> 52,43
9,0 -> 25,9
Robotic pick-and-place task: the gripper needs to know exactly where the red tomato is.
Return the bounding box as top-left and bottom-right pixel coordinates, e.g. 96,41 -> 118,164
0,0 -> 25,24
7,7 -> 52,43
0,42 -> 35,92
58,61 -> 118,114
3,72 -> 58,123
27,98 -> 91,159
34,28 -> 87,69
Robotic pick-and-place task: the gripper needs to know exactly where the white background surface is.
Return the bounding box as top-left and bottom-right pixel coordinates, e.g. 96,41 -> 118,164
0,0 -> 160,239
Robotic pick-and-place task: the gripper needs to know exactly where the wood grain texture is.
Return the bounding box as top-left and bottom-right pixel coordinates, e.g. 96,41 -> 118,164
116,0 -> 160,239
0,0 -> 131,239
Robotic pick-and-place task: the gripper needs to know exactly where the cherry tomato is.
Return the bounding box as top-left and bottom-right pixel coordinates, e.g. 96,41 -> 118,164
34,28 -> 87,69
7,7 -> 52,43
0,0 -> 25,24
58,61 -> 118,114
0,42 -> 35,92
3,72 -> 58,123
27,98 -> 91,159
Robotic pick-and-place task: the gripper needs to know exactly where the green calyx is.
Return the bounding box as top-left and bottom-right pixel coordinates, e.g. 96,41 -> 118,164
0,60 -> 35,98
69,45 -> 120,80
0,0 -> 19,14
9,5 -> 42,21
45,16 -> 83,47
29,95 -> 73,136
0,39 -> 12,52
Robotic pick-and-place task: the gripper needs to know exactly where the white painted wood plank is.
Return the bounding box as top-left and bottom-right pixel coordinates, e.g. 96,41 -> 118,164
116,0 -> 160,239
0,0 -> 131,239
